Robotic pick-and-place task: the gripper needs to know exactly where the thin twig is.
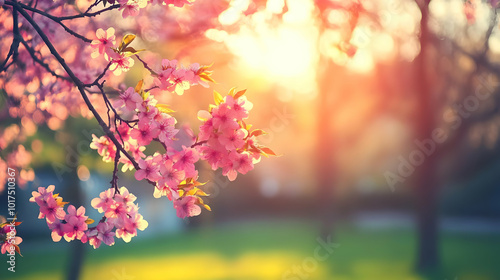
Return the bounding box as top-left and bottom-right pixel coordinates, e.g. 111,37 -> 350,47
5,1 -> 94,43
19,38 -> 70,81
135,54 -> 158,75
14,1 -> 140,171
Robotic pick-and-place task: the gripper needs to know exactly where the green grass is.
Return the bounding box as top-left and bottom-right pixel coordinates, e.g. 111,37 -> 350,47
5,221 -> 500,280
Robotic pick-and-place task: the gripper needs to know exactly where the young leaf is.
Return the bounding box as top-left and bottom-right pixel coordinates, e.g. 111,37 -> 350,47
233,89 -> 247,99
260,147 -> 277,156
199,73 -> 216,84
122,47 -> 145,56
203,204 -> 212,211
135,79 -> 144,93
250,129 -> 266,137
120,34 -> 136,51
14,245 -> 22,257
213,90 -> 223,105
228,87 -> 236,97
156,104 -> 175,113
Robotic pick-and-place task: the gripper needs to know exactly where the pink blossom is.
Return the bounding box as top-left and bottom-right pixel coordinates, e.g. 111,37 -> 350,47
29,185 -> 55,207
173,196 -> 201,219
170,69 -> 193,95
90,135 -> 109,156
159,159 -> 185,188
65,205 -> 88,223
38,196 -> 66,224
187,63 -> 209,88
134,157 -> 162,181
137,104 -> 159,121
197,117 -> 214,141
0,236 -> 22,254
221,151 -> 239,181
109,52 -> 135,76
91,188 -> 115,213
115,121 -> 132,142
235,152 -> 254,174
129,141 -> 147,161
48,219 -> 65,242
91,28 -> 116,58
156,114 -> 178,143
199,146 -> 222,170
130,122 -> 159,146
161,58 -> 178,70
114,186 -> 137,206
116,87 -> 143,112
115,213 -> 148,242
225,95 -> 252,120
154,68 -> 174,90
153,184 -> 174,199
212,106 -> 239,131
173,147 -> 199,178
96,222 -> 116,247
105,201 -> 128,223
119,0 -> 144,18
62,205 -> 89,242
219,128 -> 246,151
87,229 -> 101,249
90,135 -> 116,162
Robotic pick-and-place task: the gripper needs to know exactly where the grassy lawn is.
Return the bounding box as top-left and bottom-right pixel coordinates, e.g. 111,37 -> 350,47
5,221 -> 500,280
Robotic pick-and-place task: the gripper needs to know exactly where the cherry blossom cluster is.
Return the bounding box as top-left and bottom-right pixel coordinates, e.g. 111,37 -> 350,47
197,89 -> 275,181
92,81 -> 213,219
87,18 -> 271,223
0,216 -> 22,256
1,0 -> 275,252
29,185 -> 148,248
87,83 -> 275,220
153,59 -> 214,95
90,27 -> 214,92
91,29 -> 136,76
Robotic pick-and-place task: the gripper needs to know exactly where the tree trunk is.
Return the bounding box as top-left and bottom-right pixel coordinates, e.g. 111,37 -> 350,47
316,60 -> 337,241
414,0 -> 440,274
64,122 -> 86,280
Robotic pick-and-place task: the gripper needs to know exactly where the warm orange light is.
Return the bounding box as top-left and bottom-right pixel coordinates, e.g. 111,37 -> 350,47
225,27 -> 316,78
210,0 -> 318,81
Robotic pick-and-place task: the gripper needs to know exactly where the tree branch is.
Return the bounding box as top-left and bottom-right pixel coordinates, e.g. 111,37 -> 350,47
4,1 -> 94,43
19,37 -> 70,81
13,1 -> 140,172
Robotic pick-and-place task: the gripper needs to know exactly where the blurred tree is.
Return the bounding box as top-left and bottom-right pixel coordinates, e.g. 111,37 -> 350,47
211,0 -> 500,276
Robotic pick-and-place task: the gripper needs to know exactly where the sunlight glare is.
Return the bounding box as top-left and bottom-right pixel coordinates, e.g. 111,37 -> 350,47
218,0 -> 318,81
225,24 -> 316,79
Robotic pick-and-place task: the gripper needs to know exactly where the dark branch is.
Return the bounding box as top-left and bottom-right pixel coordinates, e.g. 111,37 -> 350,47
13,1 -> 140,172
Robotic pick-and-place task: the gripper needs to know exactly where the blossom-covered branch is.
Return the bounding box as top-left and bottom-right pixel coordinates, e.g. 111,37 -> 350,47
0,0 -> 275,254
